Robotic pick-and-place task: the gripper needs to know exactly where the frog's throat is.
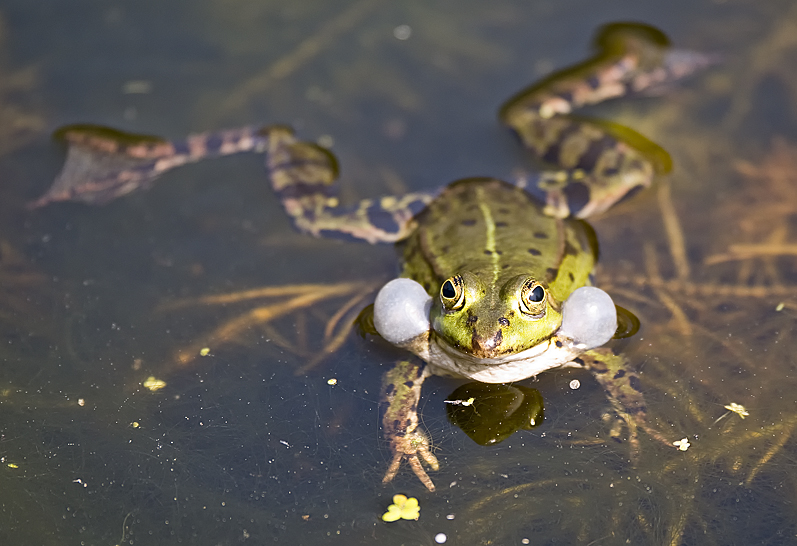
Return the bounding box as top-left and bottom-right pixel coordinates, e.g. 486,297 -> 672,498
397,331 -> 587,384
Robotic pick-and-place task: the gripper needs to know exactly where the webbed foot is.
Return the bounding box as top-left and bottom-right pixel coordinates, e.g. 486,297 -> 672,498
31,124 -> 268,207
382,427 -> 439,492
381,359 -> 439,491
576,347 -> 673,457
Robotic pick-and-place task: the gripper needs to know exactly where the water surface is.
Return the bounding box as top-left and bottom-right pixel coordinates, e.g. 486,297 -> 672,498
2,0 -> 797,544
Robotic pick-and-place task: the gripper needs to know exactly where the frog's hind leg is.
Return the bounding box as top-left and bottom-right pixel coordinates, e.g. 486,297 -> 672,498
380,359 -> 439,491
31,124 -> 268,208
575,347 -> 673,457
500,22 -> 713,219
506,117 -> 670,220
264,126 -> 438,244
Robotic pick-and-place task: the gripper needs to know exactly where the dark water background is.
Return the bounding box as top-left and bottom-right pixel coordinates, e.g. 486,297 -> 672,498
2,0 -> 797,544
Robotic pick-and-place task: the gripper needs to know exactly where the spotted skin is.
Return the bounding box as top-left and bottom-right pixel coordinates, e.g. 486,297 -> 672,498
576,348 -> 646,454
264,126 -> 439,243
33,30 -> 710,222
500,23 -> 713,219
380,360 -> 438,491
400,178 -> 598,360
576,348 -> 675,456
31,125 -> 269,208
34,22 -> 712,493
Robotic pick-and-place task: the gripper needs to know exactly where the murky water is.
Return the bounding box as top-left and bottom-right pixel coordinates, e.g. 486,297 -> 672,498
2,0 -> 797,544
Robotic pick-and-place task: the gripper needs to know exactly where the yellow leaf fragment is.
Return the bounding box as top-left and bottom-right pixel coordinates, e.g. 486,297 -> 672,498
199,347 -> 211,356
143,376 -> 167,391
724,403 -> 749,418
382,494 -> 420,522
674,438 -> 691,451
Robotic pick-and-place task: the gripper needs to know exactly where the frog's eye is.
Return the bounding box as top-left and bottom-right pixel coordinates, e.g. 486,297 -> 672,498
440,276 -> 465,311
519,279 -> 546,318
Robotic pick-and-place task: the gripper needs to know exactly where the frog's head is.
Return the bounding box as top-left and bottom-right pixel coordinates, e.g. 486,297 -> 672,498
430,272 -> 562,359
372,277 -> 617,366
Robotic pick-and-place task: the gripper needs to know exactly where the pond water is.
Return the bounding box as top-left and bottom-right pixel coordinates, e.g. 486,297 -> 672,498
2,0 -> 797,544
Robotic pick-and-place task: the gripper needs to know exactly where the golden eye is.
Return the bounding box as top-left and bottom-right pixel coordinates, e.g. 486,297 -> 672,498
440,276 -> 465,311
519,279 -> 546,317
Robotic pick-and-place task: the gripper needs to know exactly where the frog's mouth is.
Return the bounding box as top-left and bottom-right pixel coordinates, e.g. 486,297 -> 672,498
428,333 -> 582,384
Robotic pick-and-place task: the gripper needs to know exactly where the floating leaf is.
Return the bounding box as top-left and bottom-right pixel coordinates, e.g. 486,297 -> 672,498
382,494 -> 420,522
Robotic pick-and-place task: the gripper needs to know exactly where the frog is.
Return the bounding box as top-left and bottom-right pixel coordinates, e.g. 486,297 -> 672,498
33,22 -> 711,492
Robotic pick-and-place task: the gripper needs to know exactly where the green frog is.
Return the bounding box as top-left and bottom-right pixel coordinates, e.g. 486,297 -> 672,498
34,22 -> 709,492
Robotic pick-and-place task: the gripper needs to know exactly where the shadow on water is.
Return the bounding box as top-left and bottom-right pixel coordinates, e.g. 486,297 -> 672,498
2,0 -> 797,544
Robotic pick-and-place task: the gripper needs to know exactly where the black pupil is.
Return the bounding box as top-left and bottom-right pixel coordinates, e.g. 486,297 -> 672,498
442,280 -> 456,299
529,285 -> 544,302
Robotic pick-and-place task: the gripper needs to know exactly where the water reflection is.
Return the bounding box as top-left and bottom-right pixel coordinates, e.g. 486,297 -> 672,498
2,1 -> 797,545
445,382 -> 544,446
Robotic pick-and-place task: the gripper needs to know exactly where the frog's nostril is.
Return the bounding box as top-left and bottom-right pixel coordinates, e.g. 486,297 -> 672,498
471,330 -> 503,355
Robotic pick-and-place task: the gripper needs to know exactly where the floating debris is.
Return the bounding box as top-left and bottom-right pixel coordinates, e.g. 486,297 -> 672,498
382,494 -> 420,522
142,376 -> 167,392
725,402 -> 749,419
673,438 -> 691,452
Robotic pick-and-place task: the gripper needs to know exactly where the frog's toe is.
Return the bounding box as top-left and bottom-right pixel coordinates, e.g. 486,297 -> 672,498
408,456 -> 437,492
418,443 -> 440,472
382,451 -> 437,493
606,412 -> 642,460
382,452 -> 404,486
383,428 -> 439,492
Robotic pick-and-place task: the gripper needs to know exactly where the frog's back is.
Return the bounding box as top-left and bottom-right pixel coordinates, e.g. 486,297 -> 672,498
400,178 -> 597,306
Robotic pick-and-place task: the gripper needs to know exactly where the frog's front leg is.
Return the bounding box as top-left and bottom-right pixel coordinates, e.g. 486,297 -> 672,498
575,348 -> 672,456
265,126 -> 438,244
381,359 -> 439,492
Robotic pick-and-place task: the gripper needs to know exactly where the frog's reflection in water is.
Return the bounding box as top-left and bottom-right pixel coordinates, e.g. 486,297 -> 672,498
445,382 -> 545,446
